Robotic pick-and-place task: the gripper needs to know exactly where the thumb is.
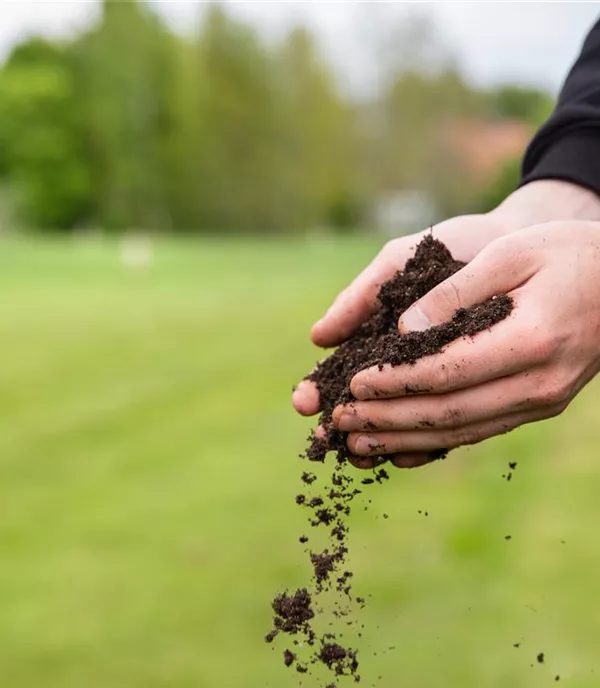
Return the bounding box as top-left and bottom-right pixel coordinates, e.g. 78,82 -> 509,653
398,236 -> 536,333
312,238 -> 414,347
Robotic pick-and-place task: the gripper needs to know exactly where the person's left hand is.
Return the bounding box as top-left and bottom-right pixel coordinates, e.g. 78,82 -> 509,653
332,221 -> 600,469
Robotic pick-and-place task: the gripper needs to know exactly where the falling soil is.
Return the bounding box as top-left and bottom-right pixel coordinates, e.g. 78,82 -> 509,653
266,235 -> 513,685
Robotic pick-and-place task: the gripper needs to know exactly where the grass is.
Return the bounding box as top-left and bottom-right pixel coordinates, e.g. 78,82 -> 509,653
0,233 -> 599,687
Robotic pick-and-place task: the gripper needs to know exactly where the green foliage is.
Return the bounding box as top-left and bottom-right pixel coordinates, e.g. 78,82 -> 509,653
0,2 -> 553,232
487,84 -> 554,126
0,39 -> 92,228
74,0 -> 174,231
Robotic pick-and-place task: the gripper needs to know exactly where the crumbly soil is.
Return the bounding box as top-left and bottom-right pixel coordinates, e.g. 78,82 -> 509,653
306,234 -> 513,464
266,235 -> 513,685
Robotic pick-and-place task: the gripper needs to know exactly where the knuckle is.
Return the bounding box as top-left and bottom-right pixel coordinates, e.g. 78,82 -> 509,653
428,360 -> 454,392
532,333 -> 561,362
493,234 -> 530,264
440,403 -> 469,428
453,420 -> 497,447
447,427 -> 479,448
535,374 -> 571,407
486,234 -> 537,278
431,278 -> 461,313
531,335 -> 557,363
493,234 -> 522,259
520,318 -> 560,363
542,400 -> 569,419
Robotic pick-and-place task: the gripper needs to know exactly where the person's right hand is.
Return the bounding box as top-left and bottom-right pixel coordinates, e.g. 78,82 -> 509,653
292,212 -> 511,417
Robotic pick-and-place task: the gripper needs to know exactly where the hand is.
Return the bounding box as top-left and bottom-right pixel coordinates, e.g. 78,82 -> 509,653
333,221 -> 600,467
293,180 -> 600,469
293,212 -> 512,417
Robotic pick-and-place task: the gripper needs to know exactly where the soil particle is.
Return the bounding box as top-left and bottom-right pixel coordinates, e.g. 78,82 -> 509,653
302,472 -> 318,485
311,550 -> 339,589
271,588 -> 314,635
283,649 -> 296,667
311,508 -> 337,526
537,652 -> 545,664
319,642 -> 359,678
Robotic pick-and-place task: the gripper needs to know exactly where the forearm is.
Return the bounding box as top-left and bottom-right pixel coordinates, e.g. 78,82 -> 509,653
521,20 -> 600,197
489,179 -> 600,230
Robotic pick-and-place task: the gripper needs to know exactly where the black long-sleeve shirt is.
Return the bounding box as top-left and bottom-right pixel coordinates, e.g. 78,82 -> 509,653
522,18 -> 600,195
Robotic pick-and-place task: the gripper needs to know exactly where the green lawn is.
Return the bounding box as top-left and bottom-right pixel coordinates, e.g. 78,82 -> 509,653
0,234 -> 599,688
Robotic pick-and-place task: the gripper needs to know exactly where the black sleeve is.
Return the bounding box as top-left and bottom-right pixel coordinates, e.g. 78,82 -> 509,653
521,18 -> 600,196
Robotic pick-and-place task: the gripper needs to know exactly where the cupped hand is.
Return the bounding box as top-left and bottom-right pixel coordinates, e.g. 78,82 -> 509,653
292,213 -> 511,419
333,221 -> 600,467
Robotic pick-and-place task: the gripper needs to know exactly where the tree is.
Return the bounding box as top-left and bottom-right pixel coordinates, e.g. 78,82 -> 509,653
274,26 -> 359,231
74,0 -> 174,230
0,38 -> 93,229
487,84 -> 554,125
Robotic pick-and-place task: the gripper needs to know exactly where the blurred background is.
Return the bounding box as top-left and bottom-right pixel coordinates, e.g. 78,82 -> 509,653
1,1 -> 600,687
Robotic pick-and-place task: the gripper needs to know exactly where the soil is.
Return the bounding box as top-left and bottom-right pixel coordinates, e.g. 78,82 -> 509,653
306,234 -> 513,464
266,235 -> 514,685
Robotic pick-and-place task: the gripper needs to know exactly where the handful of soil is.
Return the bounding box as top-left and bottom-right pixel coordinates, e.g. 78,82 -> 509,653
266,235 -> 513,685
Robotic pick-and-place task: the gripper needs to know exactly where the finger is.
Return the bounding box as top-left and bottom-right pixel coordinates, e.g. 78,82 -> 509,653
348,453 -> 428,469
314,424 -> 328,440
292,380 -> 320,416
347,409 -> 550,455
336,371 -> 540,432
398,234 -> 538,333
311,240 -> 417,348
391,453 -> 435,469
347,455 -> 379,470
351,303 -> 550,400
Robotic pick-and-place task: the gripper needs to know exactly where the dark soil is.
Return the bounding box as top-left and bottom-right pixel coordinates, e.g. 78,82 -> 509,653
306,234 -> 513,464
266,235 -> 513,685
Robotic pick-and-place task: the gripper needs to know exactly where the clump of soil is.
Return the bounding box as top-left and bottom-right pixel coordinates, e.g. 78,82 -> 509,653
306,234 -> 513,464
267,588 -> 315,640
266,235 -> 513,685
318,639 -> 359,677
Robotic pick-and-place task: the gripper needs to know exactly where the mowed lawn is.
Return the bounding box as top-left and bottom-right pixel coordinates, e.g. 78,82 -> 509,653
0,234 -> 599,688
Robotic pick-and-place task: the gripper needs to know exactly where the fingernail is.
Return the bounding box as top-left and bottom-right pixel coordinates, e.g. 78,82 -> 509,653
355,435 -> 376,454
333,411 -> 346,428
399,306 -> 431,333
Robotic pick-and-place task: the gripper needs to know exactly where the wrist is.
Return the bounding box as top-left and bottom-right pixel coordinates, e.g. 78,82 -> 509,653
488,180 -> 600,230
